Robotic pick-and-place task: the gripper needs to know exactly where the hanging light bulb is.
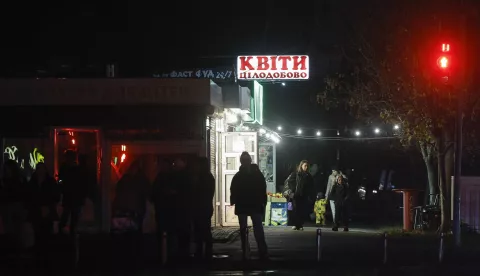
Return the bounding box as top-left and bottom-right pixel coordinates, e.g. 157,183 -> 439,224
297,129 -> 302,135
277,126 -> 282,131
316,131 -> 321,136
355,130 -> 361,136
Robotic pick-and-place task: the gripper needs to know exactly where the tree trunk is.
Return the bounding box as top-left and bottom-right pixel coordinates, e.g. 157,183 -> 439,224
437,129 -> 453,234
419,142 -> 437,205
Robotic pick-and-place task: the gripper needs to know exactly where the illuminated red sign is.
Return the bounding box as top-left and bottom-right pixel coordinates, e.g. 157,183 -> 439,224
237,55 -> 309,80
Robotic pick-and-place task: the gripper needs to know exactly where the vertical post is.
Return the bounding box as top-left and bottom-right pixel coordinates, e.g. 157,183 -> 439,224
453,90 -> 463,247
439,233 -> 445,263
53,128 -> 58,179
100,134 -> 111,232
336,145 -> 340,168
316,228 -> 322,262
402,191 -> 413,231
161,232 -> 167,265
1,136 -> 5,165
453,2 -> 467,249
383,232 -> 388,265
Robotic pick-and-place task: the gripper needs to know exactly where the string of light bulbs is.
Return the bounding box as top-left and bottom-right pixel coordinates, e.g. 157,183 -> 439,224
278,133 -> 400,140
271,123 -> 401,138
263,119 -> 340,132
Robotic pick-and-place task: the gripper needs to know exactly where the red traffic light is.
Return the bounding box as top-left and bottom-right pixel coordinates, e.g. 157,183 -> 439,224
437,56 -> 449,69
442,43 -> 450,52
436,43 -> 451,70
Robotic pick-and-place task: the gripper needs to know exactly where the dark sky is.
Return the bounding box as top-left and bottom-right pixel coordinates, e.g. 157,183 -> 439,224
0,0 -> 352,128
2,0 -> 456,182
0,0 -> 348,75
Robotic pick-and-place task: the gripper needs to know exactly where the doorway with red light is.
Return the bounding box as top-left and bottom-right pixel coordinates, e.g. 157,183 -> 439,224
54,128 -> 101,233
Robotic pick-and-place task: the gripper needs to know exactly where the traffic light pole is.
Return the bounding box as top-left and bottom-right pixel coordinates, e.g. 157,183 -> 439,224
452,10 -> 467,248
452,87 -> 463,248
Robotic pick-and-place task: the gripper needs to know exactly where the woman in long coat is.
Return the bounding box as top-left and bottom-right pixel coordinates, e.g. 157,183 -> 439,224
283,160 -> 314,230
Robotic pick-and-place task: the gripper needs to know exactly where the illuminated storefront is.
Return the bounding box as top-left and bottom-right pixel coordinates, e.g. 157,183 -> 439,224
216,81 -> 280,226
0,78 -> 223,233
0,75 -> 284,231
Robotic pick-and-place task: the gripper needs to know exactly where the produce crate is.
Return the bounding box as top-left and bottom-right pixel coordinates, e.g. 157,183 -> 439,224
270,202 -> 288,226
270,197 -> 287,203
267,193 -> 286,203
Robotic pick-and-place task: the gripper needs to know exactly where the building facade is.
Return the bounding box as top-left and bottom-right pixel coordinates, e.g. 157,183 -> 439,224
0,78 -> 279,232
0,78 -> 222,233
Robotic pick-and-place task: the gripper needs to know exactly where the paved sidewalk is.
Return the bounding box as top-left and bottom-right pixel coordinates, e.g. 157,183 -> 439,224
212,227 -> 240,243
0,226 -> 478,273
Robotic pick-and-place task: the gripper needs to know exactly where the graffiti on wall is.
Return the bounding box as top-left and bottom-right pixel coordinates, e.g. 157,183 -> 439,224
4,146 -> 45,170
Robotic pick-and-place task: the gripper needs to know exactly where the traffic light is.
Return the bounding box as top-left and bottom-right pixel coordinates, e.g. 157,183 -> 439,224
437,43 -> 451,71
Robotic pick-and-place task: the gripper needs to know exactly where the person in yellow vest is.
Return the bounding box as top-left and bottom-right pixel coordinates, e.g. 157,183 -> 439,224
314,192 -> 327,226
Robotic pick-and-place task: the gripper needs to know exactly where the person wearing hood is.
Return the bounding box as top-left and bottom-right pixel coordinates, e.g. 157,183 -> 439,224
230,152 -> 268,260
283,160 -> 314,231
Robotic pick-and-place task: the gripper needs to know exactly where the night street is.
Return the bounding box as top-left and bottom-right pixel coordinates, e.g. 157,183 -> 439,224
1,226 -> 479,275
1,1 -> 480,275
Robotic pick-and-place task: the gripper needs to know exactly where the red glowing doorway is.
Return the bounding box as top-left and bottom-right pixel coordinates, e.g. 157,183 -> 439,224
53,127 -> 101,231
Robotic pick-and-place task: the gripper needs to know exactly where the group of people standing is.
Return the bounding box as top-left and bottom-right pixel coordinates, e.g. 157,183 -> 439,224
0,149 -> 93,265
283,161 -> 351,231
1,151 -> 217,267
1,149 -> 351,266
112,156 -> 215,265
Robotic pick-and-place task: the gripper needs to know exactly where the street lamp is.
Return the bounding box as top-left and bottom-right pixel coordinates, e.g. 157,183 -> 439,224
394,125 -> 400,130
355,130 -> 361,136
316,131 -> 321,136
277,126 -> 282,131
374,128 -> 381,134
297,129 -> 302,135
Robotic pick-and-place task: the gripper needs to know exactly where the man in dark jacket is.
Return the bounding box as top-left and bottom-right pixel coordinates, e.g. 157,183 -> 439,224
230,152 -> 268,260
192,157 -> 215,260
58,150 -> 86,236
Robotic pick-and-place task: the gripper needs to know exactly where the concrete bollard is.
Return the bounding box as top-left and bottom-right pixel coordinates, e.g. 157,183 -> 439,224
316,228 -> 322,262
383,232 -> 388,265
439,233 -> 445,263
161,232 -> 168,265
